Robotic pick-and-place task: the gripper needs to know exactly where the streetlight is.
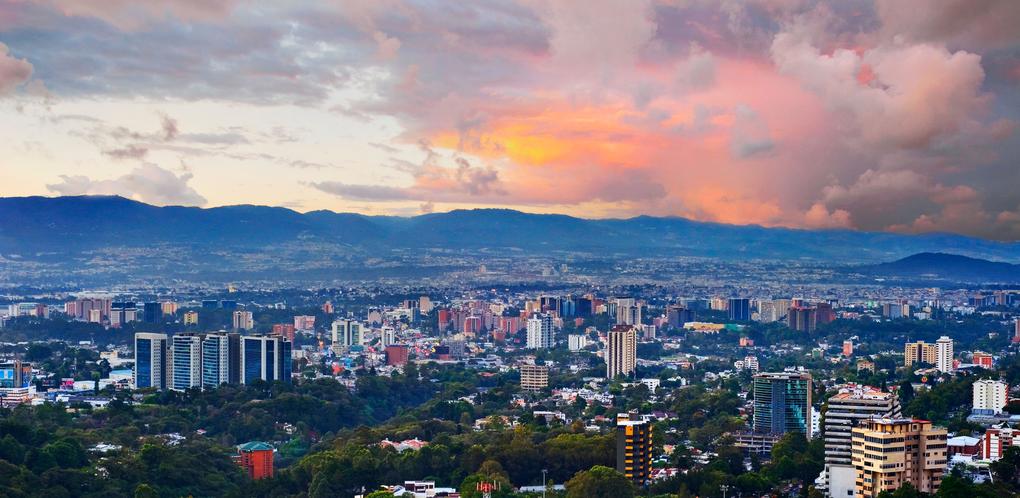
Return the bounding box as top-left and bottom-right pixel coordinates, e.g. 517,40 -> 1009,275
542,469 -> 548,498
721,484 -> 731,498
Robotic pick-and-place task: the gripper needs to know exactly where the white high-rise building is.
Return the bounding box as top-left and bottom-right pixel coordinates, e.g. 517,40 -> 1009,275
331,318 -> 363,347
568,334 -> 589,351
606,325 -> 637,379
170,333 -> 203,392
973,379 -> 1008,416
232,310 -> 254,331
614,298 -> 642,326
526,314 -> 554,349
816,385 -> 901,498
935,336 -> 953,373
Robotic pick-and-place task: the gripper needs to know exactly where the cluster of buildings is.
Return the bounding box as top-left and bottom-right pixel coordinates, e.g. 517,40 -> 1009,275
134,332 -> 292,391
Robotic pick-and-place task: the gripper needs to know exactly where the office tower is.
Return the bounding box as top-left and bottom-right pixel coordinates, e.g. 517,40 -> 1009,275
972,379 -> 1008,416
380,327 -> 397,348
526,314 -> 554,349
752,371 -> 812,436
183,310 -> 199,326
576,297 -> 593,317
728,298 -> 750,321
935,336 -> 953,373
818,385 -> 901,498
666,305 -> 695,328
240,335 -> 292,384
904,340 -> 938,367
519,364 -> 549,392
606,325 -> 638,379
852,418 -> 947,497
232,310 -> 254,331
142,302 -> 161,323
134,333 -> 168,390
237,442 -> 274,480
1014,318 -> 1020,344
640,324 -> 656,340
201,333 -> 239,388
418,296 -> 432,313
787,305 -> 817,332
170,333 -> 203,391
842,340 -> 853,357
331,318 -> 363,347
568,334 -> 589,351
110,301 -> 138,328
385,345 -> 409,366
617,420 -> 653,484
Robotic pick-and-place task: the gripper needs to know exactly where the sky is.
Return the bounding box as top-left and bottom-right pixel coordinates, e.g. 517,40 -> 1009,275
1,1 -> 1019,240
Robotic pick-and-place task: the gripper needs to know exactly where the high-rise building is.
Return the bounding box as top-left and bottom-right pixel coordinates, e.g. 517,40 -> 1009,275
293,315 -> 315,331
666,305 -> 695,328
331,318 -> 363,347
526,314 -> 554,349
170,333 -> 203,391
240,335 -> 292,384
972,379 -> 1008,416
418,296 -> 433,313
142,302 -> 161,323
816,302 -> 836,324
606,325 -> 638,380
237,441 -> 274,480
183,310 -> 199,326
1013,318 -> 1020,344
232,310 -> 254,331
519,364 -> 549,392
728,298 -> 750,321
842,340 -> 853,357
617,420 -> 653,484
787,306 -> 817,332
817,385 -> 901,498
752,371 -> 812,437
615,298 -> 642,326
110,301 -> 138,328
568,334 -> 589,351
935,336 -> 953,373
202,333 -> 240,388
134,333 -> 169,390
272,323 -> 296,342
904,340 -> 938,367
160,301 -> 179,316
851,418 -> 947,497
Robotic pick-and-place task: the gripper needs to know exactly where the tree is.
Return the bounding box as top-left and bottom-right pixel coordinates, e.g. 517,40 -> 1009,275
565,465 -> 636,498
364,491 -> 396,498
134,483 -> 159,498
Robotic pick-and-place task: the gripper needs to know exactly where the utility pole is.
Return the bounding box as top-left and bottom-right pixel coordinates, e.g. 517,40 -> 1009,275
721,484 -> 731,498
542,469 -> 548,498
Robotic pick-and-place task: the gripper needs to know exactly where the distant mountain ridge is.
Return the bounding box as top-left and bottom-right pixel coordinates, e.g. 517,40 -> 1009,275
867,252 -> 1020,282
1,195 -> 1019,263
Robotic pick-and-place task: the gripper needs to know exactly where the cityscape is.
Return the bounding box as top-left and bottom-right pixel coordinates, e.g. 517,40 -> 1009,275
2,1 -> 1020,498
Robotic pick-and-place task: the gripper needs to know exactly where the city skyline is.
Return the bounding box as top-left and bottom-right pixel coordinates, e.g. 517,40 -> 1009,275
2,1 -> 1020,239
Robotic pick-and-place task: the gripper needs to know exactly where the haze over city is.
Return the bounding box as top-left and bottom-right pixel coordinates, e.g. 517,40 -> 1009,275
1,0 -> 1019,238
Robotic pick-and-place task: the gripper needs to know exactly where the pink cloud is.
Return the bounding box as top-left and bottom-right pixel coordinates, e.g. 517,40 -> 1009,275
0,42 -> 32,95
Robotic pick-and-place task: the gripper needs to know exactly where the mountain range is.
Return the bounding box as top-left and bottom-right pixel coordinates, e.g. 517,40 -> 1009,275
1,195 -> 1019,264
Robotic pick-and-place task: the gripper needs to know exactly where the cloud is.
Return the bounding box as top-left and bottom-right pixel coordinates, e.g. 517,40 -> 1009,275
102,144 -> 149,160
311,182 -> 413,201
0,42 -> 33,95
160,113 -> 179,141
876,0 -> 1020,50
31,0 -> 242,30
46,163 -> 207,206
